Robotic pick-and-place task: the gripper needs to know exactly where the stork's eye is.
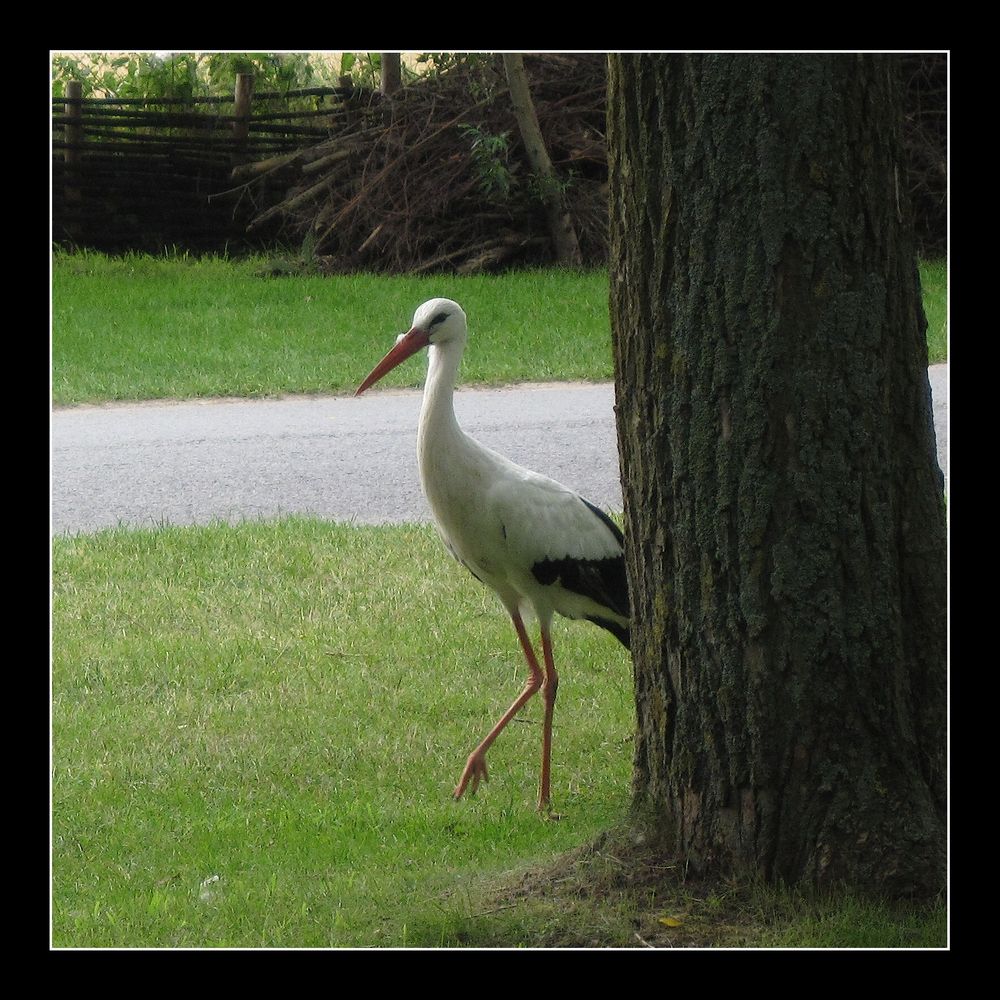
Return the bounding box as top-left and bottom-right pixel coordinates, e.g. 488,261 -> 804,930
430,312 -> 449,327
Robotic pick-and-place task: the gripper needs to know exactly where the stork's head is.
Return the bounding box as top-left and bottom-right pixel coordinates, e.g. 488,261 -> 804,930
355,298 -> 467,395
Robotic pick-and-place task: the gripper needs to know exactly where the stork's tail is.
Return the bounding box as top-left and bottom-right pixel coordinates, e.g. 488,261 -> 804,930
586,616 -> 631,650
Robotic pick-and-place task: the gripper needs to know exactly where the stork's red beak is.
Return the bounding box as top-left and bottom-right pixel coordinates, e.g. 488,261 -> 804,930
355,327 -> 431,396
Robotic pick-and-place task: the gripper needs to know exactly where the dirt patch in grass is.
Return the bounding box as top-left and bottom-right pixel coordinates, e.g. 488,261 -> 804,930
421,827 -> 947,950
412,829 -> 758,949
497,831 -> 758,948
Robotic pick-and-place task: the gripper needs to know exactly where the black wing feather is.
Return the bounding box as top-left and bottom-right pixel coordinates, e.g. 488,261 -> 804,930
530,498 -> 630,648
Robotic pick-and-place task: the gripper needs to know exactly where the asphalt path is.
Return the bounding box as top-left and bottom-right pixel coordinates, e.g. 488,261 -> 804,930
51,366 -> 948,535
52,382 -> 624,534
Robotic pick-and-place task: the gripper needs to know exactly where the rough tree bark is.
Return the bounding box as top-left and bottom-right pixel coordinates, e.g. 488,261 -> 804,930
607,54 -> 946,896
502,53 -> 583,267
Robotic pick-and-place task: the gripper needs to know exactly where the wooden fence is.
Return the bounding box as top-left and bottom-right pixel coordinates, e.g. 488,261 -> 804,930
52,75 -> 380,254
52,58 -> 947,262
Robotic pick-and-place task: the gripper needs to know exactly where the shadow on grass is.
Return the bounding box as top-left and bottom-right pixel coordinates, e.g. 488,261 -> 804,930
401,829 -> 948,949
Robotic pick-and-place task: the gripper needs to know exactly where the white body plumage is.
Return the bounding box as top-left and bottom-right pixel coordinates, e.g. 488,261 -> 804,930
355,298 -> 629,809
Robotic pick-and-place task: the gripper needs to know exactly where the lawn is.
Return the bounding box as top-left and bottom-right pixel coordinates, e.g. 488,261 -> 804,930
919,258 -> 948,364
52,519 -> 636,947
51,252 -> 947,406
51,253 -> 616,405
51,519 -> 945,948
51,253 -> 947,948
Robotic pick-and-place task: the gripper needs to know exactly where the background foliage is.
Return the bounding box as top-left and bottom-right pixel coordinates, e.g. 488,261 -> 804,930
52,52 -> 348,100
51,52 -> 946,271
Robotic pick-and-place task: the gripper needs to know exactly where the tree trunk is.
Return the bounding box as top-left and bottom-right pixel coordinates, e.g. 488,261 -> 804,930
380,53 -> 402,96
607,53 -> 946,897
502,53 -> 583,267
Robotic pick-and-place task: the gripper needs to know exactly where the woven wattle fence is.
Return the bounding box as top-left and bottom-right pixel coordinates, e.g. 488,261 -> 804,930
52,74 -> 383,254
52,55 -> 946,266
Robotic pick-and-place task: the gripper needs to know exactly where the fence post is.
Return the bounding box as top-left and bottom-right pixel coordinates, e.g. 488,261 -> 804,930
232,73 -> 254,165
64,81 -> 83,209
380,54 -> 401,96
339,74 -> 357,129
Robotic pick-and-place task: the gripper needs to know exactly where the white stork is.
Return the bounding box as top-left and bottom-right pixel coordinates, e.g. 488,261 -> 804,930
355,298 -> 630,812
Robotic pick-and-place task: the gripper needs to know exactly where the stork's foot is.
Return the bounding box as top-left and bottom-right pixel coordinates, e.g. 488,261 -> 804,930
536,792 -> 562,818
454,752 -> 489,799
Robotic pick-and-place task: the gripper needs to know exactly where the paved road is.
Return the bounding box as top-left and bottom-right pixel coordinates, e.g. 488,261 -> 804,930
51,366 -> 948,535
52,383 -> 624,534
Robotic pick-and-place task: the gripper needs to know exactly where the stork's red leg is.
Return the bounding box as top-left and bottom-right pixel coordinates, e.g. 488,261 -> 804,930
454,610 -> 543,801
537,623 -> 559,812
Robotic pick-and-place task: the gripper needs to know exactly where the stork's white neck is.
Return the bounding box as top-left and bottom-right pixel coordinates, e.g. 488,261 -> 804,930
417,339 -> 465,455
415,332 -> 490,556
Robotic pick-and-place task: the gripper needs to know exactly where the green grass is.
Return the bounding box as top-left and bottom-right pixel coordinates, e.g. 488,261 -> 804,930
52,518 -> 946,948
746,888 -> 947,948
51,519 -> 634,947
51,252 -> 948,946
51,252 -> 614,405
52,251 -> 948,406
920,259 -> 948,364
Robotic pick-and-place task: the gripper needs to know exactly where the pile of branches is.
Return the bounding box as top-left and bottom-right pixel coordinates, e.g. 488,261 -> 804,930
230,53 -> 946,275
900,53 -> 947,258
231,54 -> 608,274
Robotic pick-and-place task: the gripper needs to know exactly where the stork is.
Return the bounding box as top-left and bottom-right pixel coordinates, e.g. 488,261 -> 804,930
355,298 -> 629,812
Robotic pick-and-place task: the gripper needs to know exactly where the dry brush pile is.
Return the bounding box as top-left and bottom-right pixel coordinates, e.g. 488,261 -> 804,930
60,54 -> 938,270
232,53 -> 945,275
230,54 -> 610,274
899,53 -> 947,258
